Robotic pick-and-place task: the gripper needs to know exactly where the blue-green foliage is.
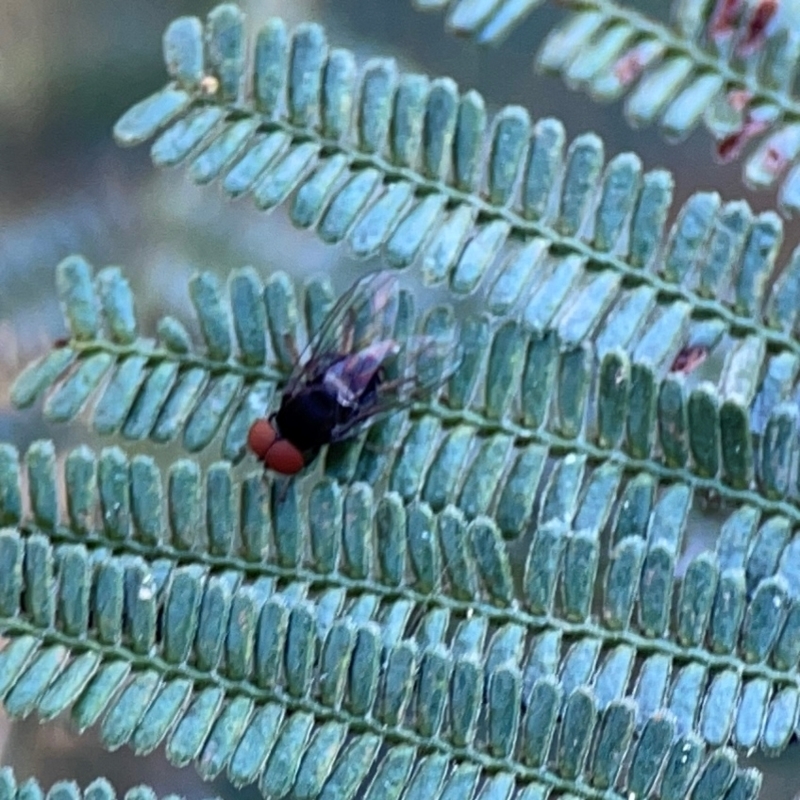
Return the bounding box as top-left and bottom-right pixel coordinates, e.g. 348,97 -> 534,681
414,0 -> 800,217
11,249 -> 800,524
2,257 -> 798,800
3,4 -> 800,800
0,766 -> 218,800
0,473 -> 778,796
112,6 -> 800,511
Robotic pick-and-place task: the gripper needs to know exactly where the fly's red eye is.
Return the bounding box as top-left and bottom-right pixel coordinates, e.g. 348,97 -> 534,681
264,440 -> 305,475
248,419 -> 277,459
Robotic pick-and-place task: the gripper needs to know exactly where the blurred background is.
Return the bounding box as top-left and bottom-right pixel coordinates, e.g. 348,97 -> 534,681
0,1 -> 796,798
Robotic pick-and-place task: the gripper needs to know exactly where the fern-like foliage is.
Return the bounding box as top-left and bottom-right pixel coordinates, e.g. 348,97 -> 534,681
0,766 -> 216,800
115,6 -> 800,338
0,426 -> 780,797
14,256 -> 800,531
413,0 -> 800,215
3,257 -> 799,798
111,9 -> 800,510
3,5 -> 800,800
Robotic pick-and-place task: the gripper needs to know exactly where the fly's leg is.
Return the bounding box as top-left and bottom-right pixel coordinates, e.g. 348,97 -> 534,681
256,463 -> 293,504
360,420 -> 401,456
281,334 -> 301,367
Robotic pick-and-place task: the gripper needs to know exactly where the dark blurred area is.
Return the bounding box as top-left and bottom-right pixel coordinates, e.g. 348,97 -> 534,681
0,1 -> 796,799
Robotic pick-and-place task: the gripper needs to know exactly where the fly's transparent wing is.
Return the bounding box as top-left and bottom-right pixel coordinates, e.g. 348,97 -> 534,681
284,271 -> 400,399
378,302 -> 462,398
328,330 -> 463,441
323,340 -> 399,406
401,331 -> 462,393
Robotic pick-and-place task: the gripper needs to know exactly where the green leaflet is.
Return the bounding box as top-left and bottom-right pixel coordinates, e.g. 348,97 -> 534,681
0,434 -> 798,765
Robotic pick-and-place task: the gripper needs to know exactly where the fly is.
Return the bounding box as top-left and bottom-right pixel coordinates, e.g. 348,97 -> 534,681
248,271 -> 460,475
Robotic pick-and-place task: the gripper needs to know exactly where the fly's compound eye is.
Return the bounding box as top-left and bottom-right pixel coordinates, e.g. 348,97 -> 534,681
264,440 -> 306,475
248,419 -> 277,460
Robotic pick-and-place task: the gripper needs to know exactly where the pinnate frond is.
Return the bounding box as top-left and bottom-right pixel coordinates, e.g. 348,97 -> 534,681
0,512 -> 767,800
11,255 -> 305,463
13,257 -> 800,531
4,3 -> 799,799
413,0 -> 800,216
0,435 -> 798,763
109,8 -> 800,515
115,5 -> 800,351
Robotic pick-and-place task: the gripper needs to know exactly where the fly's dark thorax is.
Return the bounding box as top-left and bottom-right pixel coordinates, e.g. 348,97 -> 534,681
274,354 -> 385,455
274,386 -> 344,453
